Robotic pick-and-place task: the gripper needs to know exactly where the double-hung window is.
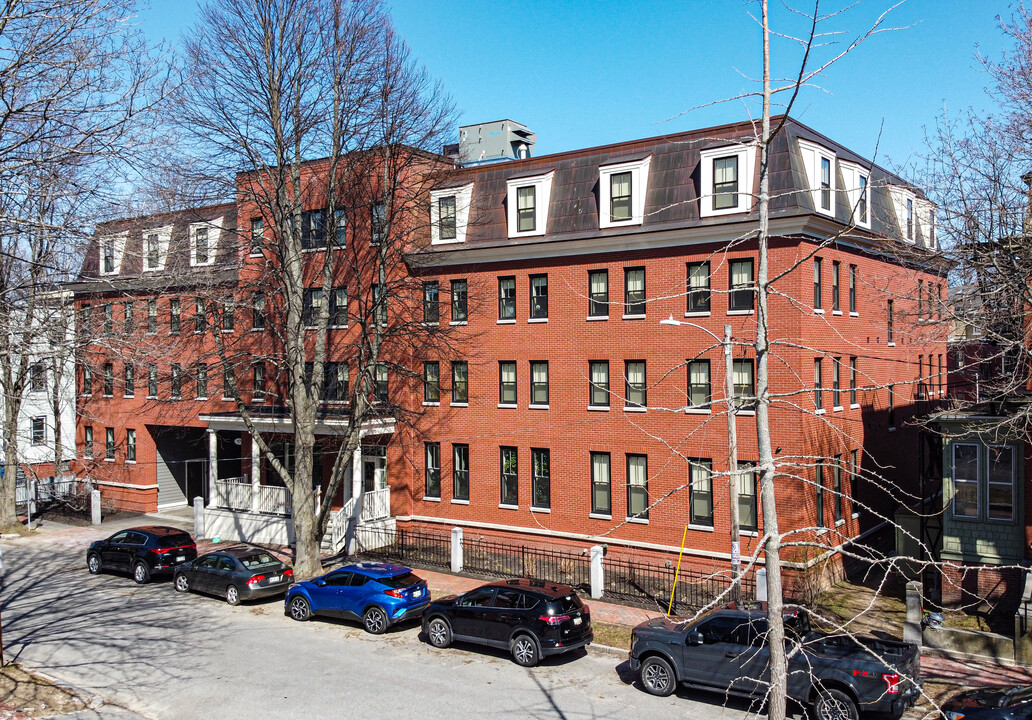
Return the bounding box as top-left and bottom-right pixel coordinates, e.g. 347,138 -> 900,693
952,443 -> 979,519
688,360 -> 711,409
105,427 -> 115,460
31,418 -> 45,445
858,176 -> 868,223
330,288 -> 347,326
887,300 -> 894,343
813,258 -> 823,310
530,274 -> 548,319
451,361 -> 468,404
906,198 -> 914,241
147,299 -> 157,334
29,363 -> 45,392
83,426 -> 93,457
103,363 -> 114,396
371,203 -> 386,244
849,265 -> 858,313
194,227 -> 210,264
532,448 -> 550,510
424,361 -> 440,403
221,299 -> 234,332
832,357 -> 841,408
124,302 -> 134,335
591,452 -> 611,515
737,462 -> 758,531
820,157 -> 832,211
816,463 -> 827,528
589,361 -> 609,408
499,362 -> 517,405
733,359 -> 755,408
148,364 -> 158,397
625,361 -> 646,409
500,447 -> 518,506
687,262 -> 711,314
325,362 -> 348,401
530,361 -> 548,406
126,429 -> 136,463
451,280 -> 467,322
252,293 -> 266,330
610,172 -> 632,221
689,459 -> 714,527
439,196 -> 456,240
627,454 -> 649,520
171,364 -> 182,399
833,456 -> 843,523
252,362 -> 265,401
423,281 -> 439,324
195,298 -> 206,333
516,186 -> 536,232
196,363 -> 208,399
498,277 -> 516,321
303,289 -> 323,327
374,365 -> 388,402
103,304 -> 113,335
849,357 -> 858,405
146,233 -> 160,269
624,267 -> 645,316
713,156 -> 739,210
988,445 -> 1016,521
814,358 -> 824,411
832,261 -> 841,312
729,259 -> 754,311
425,442 -> 441,499
250,217 -> 264,255
453,444 -> 469,502
588,270 -> 608,318
124,363 -> 135,397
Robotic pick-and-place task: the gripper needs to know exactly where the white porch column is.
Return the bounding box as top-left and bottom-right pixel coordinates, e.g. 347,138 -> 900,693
351,445 -> 362,501
206,429 -> 217,505
250,434 -> 261,513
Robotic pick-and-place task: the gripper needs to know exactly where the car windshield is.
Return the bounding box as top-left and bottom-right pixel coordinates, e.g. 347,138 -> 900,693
239,552 -> 282,570
157,533 -> 193,548
379,572 -> 422,589
552,593 -> 584,613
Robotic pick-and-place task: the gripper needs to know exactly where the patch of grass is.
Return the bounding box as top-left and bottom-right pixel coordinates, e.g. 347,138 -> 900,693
593,622 -> 632,650
0,663 -> 87,717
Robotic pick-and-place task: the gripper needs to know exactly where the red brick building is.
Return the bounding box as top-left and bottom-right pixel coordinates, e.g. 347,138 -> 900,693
69,117 -> 947,578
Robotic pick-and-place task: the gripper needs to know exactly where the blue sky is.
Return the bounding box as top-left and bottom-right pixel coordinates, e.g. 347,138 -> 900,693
140,0 -> 1015,174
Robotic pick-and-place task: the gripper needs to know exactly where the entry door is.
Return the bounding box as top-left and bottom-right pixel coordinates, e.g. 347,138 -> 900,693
184,460 -> 208,504
362,457 -> 385,492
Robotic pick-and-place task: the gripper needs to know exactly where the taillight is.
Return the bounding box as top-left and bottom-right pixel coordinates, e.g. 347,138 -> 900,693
384,588 -> 405,598
284,569 -> 294,578
247,575 -> 266,586
540,614 -> 571,626
883,673 -> 900,694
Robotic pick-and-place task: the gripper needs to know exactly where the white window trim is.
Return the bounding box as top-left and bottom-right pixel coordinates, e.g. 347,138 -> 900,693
915,197 -> 938,251
189,217 -> 224,267
839,161 -> 871,230
889,185 -> 917,244
430,183 -> 474,245
599,155 -> 652,229
797,139 -> 837,218
98,232 -> 128,276
506,171 -> 554,239
142,225 -> 173,272
951,442 -> 981,520
699,144 -> 758,218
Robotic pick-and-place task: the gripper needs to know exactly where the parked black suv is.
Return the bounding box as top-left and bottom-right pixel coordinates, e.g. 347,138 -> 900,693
87,526 -> 197,584
421,578 -> 592,667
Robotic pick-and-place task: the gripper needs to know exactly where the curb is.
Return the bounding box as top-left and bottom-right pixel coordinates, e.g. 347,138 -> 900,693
591,643 -> 629,658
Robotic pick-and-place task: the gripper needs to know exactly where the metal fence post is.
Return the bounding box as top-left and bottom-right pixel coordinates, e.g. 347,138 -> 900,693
590,545 -> 604,599
451,527 -> 463,573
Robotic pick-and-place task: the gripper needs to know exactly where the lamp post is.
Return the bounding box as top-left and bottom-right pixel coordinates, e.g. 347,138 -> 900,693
661,315 -> 741,590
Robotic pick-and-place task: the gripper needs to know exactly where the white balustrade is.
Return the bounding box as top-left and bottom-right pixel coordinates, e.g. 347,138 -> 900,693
361,487 -> 390,522
213,477 -> 291,516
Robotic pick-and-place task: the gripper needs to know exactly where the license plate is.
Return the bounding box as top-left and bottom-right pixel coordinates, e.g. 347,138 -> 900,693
413,589 -> 423,597
268,575 -> 280,583
573,616 -> 582,625
175,556 -> 185,563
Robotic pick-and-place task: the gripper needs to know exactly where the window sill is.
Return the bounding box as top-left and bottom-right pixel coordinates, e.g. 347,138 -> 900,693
531,507 -> 551,514
103,394 -> 113,399
850,403 -> 860,409
685,408 -> 711,415
888,426 -> 897,433
588,513 -> 612,520
497,403 -> 517,409
684,311 -> 711,318
740,530 -> 759,537
688,523 -> 715,532
528,317 -> 548,324
497,319 -> 516,325
814,308 -> 825,315
851,512 -> 860,519
587,405 -> 610,412
423,496 -> 441,503
450,402 -> 468,408
849,311 -> 859,317
622,314 -> 646,321
124,394 -> 135,399
451,498 -> 470,505
816,527 -> 829,536
727,310 -> 754,316
250,328 -> 266,333
499,503 -> 518,510
528,404 -> 549,410
586,315 -> 608,322
104,458 -> 114,463
125,460 -> 136,465
147,395 -> 157,400
835,519 -> 846,528
624,406 -> 646,413
832,310 -> 843,316
221,396 -> 234,402
815,408 -> 826,415
249,252 -> 263,258
737,409 -> 756,416
887,342 -> 896,347
626,517 -> 649,525
833,406 -> 843,412
423,401 -> 440,407
450,320 -> 468,326
196,397 -> 208,401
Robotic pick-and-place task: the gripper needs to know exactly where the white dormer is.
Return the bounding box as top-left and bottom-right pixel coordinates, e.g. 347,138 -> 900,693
599,156 -> 652,228
142,225 -> 173,272
838,162 -> 871,230
916,198 -> 937,250
797,139 -> 836,217
506,171 -> 554,239
430,183 -> 474,245
888,186 -> 917,243
698,144 -> 759,218
189,216 -> 223,267
98,232 -> 127,276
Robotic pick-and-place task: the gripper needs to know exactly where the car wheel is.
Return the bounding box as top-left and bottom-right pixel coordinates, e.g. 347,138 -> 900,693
511,634 -> 539,667
174,573 -> 190,593
640,655 -> 676,697
288,595 -> 311,622
363,606 -> 387,635
426,617 -> 452,648
87,553 -> 101,575
814,688 -> 859,720
225,585 -> 240,606
132,562 -> 150,584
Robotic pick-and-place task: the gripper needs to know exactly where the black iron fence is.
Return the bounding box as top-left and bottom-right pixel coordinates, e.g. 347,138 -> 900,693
463,536 -> 590,591
603,556 -> 754,613
355,526 -> 451,570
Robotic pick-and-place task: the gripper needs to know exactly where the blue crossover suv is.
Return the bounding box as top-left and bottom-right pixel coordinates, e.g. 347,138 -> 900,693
285,562 -> 430,634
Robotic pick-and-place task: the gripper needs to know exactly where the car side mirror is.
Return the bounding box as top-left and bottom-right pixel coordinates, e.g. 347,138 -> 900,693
687,631 -> 704,646
316,579 -> 326,587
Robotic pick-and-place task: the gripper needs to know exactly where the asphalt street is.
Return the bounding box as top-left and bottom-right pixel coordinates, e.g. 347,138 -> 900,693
0,521 -> 770,720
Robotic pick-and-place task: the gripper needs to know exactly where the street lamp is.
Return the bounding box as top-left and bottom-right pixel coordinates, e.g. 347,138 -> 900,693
660,315 -> 741,589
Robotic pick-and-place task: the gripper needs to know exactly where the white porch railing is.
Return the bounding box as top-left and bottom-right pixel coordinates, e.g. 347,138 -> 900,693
212,477 -> 291,516
256,484 -> 291,515
361,487 -> 390,522
330,497 -> 355,554
213,478 -> 252,511
328,488 -> 390,554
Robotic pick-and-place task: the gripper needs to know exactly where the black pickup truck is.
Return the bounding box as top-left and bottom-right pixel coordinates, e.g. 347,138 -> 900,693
629,602 -> 921,720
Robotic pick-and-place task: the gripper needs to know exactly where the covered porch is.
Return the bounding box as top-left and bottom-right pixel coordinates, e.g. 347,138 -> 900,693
198,410 -> 396,551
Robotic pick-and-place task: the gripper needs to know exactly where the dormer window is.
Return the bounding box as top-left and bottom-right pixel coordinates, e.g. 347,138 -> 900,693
599,156 -> 651,228
98,232 -> 127,276
190,219 -> 221,267
142,225 -> 172,272
839,162 -> 870,229
859,176 -> 868,223
797,139 -> 836,217
906,198 -> 914,241
430,183 -> 473,245
888,186 -> 919,243
505,171 -> 553,238
699,145 -> 757,218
